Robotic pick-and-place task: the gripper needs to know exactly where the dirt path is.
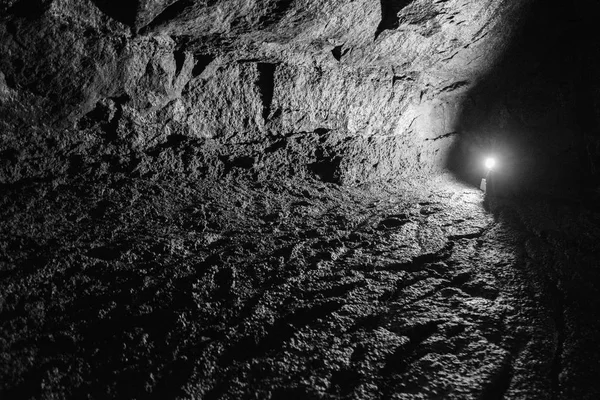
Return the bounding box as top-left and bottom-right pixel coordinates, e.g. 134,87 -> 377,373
1,174 -> 598,399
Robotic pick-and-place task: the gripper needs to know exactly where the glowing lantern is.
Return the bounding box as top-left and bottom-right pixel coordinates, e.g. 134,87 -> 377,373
481,157 -> 496,193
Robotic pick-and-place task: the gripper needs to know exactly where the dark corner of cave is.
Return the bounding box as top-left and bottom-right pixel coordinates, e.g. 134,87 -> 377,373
2,0 -> 600,399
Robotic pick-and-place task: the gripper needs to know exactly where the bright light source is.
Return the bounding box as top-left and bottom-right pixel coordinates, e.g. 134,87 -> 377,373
485,157 -> 496,170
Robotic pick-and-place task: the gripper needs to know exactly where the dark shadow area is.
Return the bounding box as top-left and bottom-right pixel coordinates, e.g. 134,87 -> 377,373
447,0 -> 600,199
191,54 -> 214,78
484,189 -> 600,399
90,0 -> 139,27
331,45 -> 344,62
7,0 -> 52,19
139,0 -> 196,34
173,48 -> 187,77
257,62 -> 278,121
375,0 -> 412,39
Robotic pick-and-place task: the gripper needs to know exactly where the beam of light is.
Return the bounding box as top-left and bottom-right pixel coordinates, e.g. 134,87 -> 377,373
485,157 -> 496,170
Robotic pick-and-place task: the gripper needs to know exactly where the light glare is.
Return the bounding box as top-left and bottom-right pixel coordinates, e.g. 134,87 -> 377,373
485,157 -> 496,170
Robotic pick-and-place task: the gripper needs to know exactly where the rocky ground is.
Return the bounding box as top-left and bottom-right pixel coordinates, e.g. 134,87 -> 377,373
1,172 -> 600,399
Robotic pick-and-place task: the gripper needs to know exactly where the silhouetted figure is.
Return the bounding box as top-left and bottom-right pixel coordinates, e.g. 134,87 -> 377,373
482,168 -> 496,209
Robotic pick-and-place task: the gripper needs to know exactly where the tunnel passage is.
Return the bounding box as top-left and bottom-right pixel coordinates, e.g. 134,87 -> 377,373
447,0 -> 600,197
2,0 -> 600,399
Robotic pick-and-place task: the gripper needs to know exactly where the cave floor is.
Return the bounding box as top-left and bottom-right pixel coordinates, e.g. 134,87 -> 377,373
1,173 -> 600,399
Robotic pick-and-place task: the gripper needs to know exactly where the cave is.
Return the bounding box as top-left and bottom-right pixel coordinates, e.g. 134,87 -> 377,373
1,0 -> 600,398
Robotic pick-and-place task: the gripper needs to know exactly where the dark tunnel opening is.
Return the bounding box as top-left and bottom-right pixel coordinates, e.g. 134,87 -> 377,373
447,0 -> 600,199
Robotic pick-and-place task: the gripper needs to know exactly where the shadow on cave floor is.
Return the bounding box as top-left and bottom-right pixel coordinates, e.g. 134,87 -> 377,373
1,173 -> 600,399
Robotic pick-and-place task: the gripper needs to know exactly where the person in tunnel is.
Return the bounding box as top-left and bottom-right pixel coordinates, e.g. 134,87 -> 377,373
481,157 -> 496,201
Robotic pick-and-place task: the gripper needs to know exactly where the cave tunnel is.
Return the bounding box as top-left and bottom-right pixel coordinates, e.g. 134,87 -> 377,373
1,0 -> 600,399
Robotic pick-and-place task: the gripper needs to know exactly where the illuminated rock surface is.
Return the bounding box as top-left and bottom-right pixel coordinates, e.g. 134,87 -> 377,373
0,0 -> 533,185
2,0 -> 600,399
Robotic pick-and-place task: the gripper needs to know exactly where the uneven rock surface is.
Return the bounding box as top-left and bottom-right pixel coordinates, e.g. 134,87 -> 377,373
2,173 -> 600,399
3,0 -> 600,399
1,0 -> 534,187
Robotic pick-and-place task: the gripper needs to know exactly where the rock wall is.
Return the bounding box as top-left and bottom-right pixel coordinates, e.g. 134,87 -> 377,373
1,0 -> 533,185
